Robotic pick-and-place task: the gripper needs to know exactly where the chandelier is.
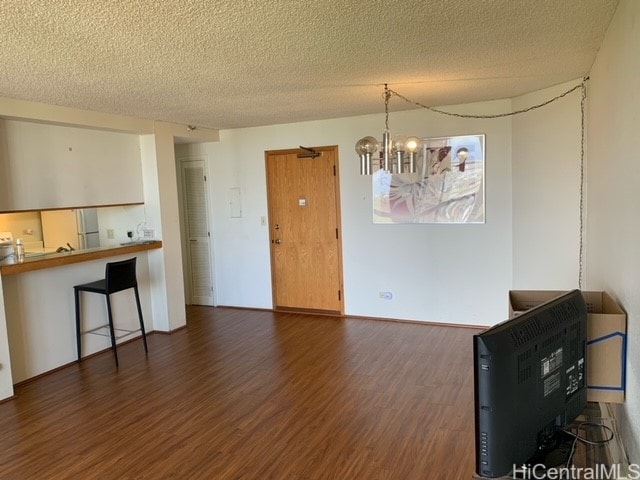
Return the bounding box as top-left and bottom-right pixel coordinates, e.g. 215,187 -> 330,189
355,84 -> 420,175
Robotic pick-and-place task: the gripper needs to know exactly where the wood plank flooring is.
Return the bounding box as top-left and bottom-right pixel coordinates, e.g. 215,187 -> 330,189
0,307 -> 482,479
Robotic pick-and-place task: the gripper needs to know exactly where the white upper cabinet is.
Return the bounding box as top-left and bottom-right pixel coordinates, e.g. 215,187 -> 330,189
0,119 -> 144,211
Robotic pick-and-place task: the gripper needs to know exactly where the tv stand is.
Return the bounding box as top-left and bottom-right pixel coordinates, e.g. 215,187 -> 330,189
474,402 -> 630,479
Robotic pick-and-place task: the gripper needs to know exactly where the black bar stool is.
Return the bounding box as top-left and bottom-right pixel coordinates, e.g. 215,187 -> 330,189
74,257 -> 148,367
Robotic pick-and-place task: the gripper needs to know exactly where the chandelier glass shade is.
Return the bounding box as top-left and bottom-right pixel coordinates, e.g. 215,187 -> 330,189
355,84 -> 421,175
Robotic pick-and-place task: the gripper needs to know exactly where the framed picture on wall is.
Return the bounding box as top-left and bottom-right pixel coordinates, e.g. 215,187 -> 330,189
373,134 -> 485,224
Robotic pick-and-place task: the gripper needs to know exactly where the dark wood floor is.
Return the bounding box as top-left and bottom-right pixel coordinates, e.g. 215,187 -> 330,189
0,307 -> 481,479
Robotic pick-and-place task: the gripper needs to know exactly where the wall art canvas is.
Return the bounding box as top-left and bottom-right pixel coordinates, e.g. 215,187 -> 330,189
373,134 -> 485,224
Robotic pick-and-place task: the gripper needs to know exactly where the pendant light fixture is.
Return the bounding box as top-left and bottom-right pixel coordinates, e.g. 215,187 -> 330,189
355,84 -> 421,175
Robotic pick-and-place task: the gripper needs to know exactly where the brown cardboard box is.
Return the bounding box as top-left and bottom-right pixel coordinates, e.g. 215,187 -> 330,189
508,290 -> 627,403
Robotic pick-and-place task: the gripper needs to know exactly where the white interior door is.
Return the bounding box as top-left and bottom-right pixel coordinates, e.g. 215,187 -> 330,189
181,159 -> 215,305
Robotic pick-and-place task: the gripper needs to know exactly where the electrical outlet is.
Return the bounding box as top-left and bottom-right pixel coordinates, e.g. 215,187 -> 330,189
107,229 -> 114,239
141,228 -> 155,238
379,291 -> 393,300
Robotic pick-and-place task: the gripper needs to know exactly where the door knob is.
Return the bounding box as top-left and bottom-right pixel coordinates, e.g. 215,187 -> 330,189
274,239 -> 281,244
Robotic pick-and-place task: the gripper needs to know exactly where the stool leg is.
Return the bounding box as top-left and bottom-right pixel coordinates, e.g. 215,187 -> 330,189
74,288 -> 82,362
133,285 -> 148,354
105,294 -> 119,367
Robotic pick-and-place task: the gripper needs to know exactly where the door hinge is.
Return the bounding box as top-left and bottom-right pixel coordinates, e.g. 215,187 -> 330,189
338,290 -> 341,301
333,165 -> 336,176
204,175 -> 207,181
335,228 -> 339,239
208,232 -> 211,237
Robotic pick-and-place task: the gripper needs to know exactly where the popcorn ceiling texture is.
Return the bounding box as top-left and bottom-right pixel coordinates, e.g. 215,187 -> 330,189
0,0 -> 618,129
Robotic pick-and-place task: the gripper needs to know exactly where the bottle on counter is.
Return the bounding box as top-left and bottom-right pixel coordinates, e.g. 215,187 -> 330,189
15,238 -> 24,260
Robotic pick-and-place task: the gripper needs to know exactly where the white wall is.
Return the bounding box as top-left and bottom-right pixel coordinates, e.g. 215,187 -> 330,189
139,134 -> 171,332
96,204 -> 148,246
0,120 -> 144,210
204,100 -> 514,326
586,0 -> 640,462
512,81 -> 584,289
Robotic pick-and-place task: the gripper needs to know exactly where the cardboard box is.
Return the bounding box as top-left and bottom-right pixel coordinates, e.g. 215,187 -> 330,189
508,290 -> 627,403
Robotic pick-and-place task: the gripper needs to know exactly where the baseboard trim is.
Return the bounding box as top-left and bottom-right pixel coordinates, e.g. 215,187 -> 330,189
13,331 -> 158,389
153,325 -> 187,335
212,304 -> 486,329
346,314 -> 488,330
274,306 -> 343,317
0,394 -> 17,405
205,305 -> 272,313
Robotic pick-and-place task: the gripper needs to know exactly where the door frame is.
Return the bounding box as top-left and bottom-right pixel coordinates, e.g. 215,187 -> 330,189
176,154 -> 217,306
265,145 -> 345,315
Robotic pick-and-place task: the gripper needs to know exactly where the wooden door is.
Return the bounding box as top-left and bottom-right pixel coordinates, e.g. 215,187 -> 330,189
266,146 -> 343,314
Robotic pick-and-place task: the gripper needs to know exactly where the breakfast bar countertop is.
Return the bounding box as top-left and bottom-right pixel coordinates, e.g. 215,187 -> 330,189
0,240 -> 162,276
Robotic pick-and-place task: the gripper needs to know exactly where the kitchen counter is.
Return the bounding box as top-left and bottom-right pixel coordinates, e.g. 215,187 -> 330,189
0,240 -> 162,275
0,240 -> 163,397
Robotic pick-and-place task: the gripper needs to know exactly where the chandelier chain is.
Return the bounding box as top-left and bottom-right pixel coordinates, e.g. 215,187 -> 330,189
384,83 -> 390,131
579,81 -> 587,290
388,77 -> 589,119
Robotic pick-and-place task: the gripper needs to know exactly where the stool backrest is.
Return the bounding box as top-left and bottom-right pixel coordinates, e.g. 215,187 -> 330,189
105,257 -> 138,294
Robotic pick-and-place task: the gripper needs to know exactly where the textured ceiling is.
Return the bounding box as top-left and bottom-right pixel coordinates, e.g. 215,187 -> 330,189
0,0 -> 619,130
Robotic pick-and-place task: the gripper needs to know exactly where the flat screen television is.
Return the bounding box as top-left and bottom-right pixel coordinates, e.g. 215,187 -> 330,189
474,289 -> 588,478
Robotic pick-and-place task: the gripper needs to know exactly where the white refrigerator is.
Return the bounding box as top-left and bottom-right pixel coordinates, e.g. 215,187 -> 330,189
76,208 -> 100,249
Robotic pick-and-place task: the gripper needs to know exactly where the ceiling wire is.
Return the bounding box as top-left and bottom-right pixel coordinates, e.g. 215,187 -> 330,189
388,77 -> 589,289
388,77 -> 589,119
